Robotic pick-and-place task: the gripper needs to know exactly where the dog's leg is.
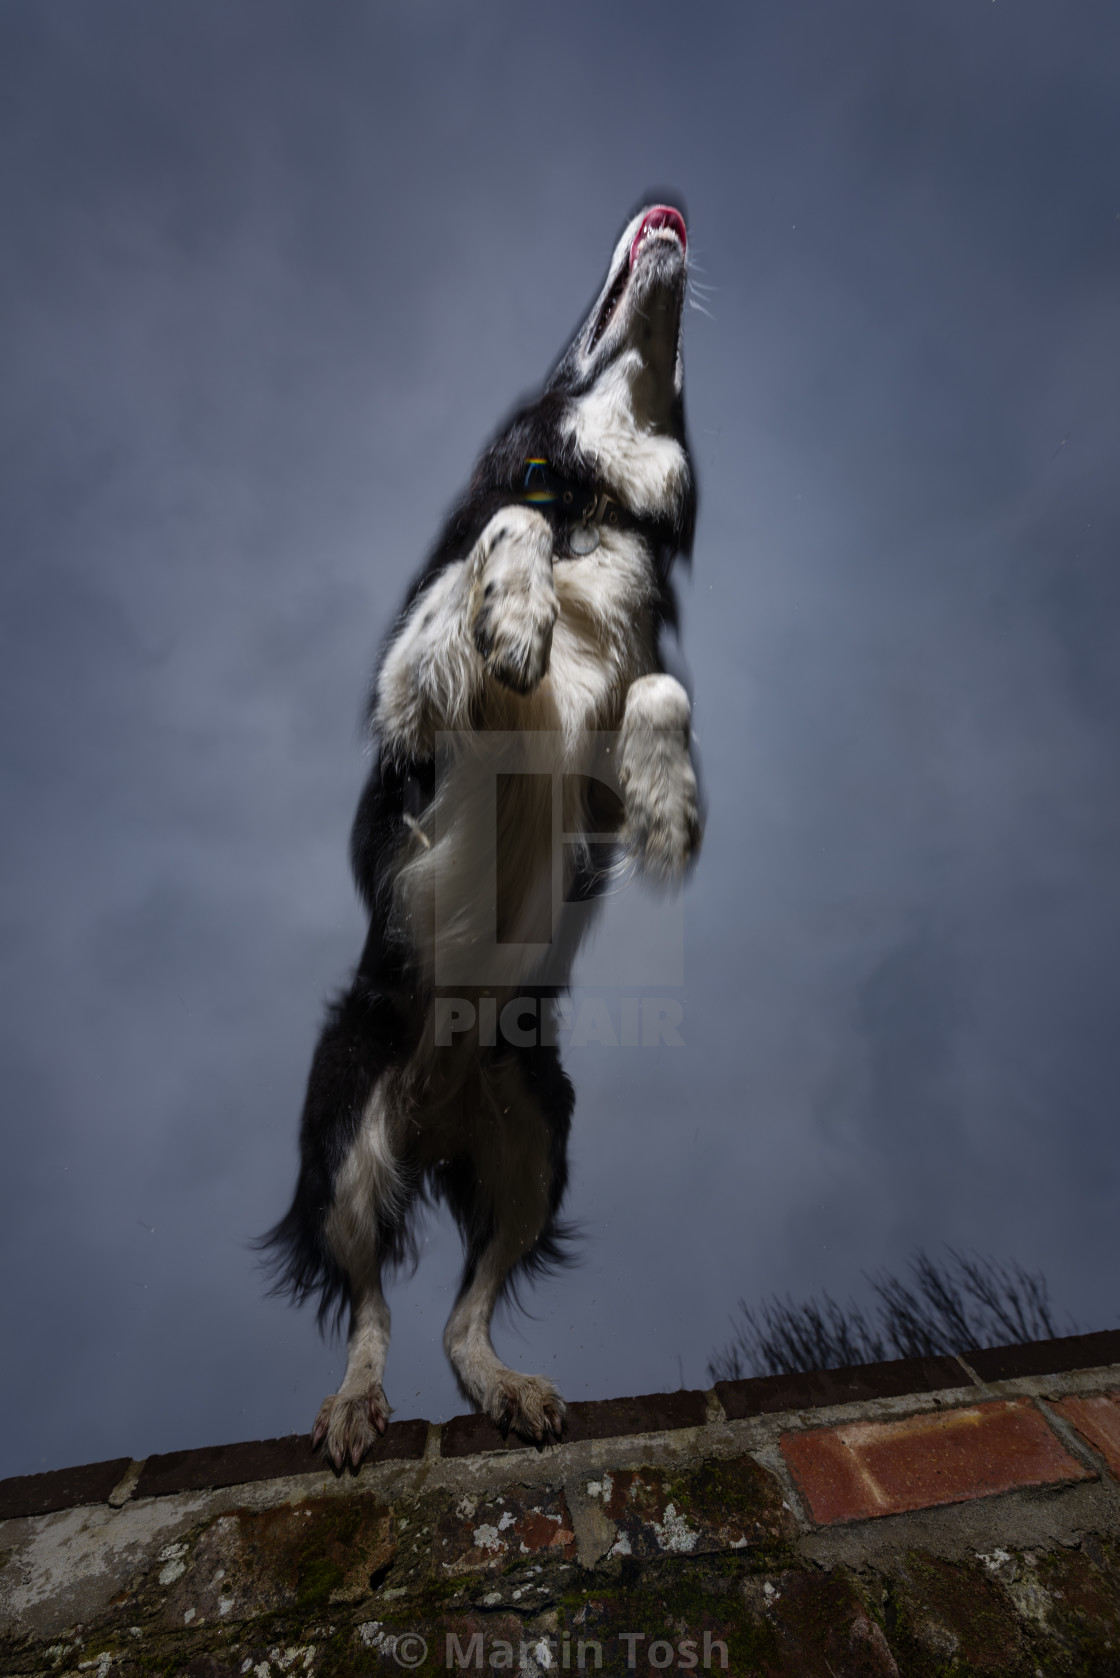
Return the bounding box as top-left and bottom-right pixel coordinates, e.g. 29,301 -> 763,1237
618,672 -> 702,883
312,1079 -> 404,1470
466,505 -> 558,695
311,1273 -> 392,1471
444,1247 -> 565,1445
442,1054 -> 568,1444
373,507 -> 558,759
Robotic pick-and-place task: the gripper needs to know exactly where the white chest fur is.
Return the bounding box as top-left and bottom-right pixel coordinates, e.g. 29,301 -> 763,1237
392,527 -> 660,987
563,352 -> 690,522
503,528 -> 659,743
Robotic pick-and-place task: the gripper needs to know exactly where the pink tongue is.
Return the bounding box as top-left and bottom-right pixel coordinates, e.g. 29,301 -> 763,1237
630,205 -> 687,267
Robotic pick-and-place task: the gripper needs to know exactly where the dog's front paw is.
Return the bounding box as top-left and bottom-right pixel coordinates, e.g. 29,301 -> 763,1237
311,1384 -> 390,1472
469,506 -> 558,695
485,1373 -> 566,1447
619,674 -> 703,884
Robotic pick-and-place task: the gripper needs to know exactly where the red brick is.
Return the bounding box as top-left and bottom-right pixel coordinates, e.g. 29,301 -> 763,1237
781,1399 -> 1093,1525
1048,1391 -> 1120,1478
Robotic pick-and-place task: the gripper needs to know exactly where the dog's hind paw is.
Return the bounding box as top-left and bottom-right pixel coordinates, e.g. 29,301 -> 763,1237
311,1385 -> 390,1472
487,1373 -> 566,1447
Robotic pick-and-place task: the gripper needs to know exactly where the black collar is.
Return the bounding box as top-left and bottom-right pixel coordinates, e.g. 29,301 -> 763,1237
517,458 -> 664,557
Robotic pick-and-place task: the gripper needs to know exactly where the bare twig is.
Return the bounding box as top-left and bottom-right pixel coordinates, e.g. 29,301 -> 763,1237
707,1248 -> 1076,1382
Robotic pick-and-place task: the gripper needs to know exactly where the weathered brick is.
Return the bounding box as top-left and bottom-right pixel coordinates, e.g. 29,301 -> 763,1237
432,1485 -> 577,1575
584,1457 -> 795,1560
1037,1544 -> 1120,1670
438,1389 -> 707,1457
564,1388 -> 709,1441
0,1456 -> 131,1520
967,1329 -> 1120,1383
781,1399 -> 1093,1524
439,1411 -> 525,1458
134,1419 -> 427,1499
150,1494 -> 396,1623
716,1354 -> 968,1420
890,1551 -> 1023,1671
1048,1390 -> 1120,1477
764,1570 -> 902,1677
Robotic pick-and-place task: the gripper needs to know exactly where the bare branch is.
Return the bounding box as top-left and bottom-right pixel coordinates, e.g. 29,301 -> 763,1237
707,1249 -> 1078,1381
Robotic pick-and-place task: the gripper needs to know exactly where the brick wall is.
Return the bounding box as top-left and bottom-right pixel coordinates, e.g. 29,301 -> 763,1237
3,1330 -> 1120,1676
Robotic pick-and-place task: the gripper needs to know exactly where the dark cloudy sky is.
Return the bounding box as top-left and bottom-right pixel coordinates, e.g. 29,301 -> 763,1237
2,1 -> 1118,1480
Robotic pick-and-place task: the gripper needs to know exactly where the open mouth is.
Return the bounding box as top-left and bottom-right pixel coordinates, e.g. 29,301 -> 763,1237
628,205 -> 687,267
589,205 -> 687,350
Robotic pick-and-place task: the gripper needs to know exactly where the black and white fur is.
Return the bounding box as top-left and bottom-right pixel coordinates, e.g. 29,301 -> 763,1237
262,201 -> 702,1467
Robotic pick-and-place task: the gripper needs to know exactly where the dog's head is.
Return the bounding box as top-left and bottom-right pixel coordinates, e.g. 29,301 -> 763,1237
451,200 -> 695,564
548,202 -> 689,412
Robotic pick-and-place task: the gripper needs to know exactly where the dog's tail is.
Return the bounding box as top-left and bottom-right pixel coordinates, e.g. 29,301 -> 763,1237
254,979 -> 419,1334
254,1181 -> 350,1336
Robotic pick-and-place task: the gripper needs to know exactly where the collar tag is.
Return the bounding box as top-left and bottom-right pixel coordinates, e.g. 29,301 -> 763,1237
568,522 -> 601,556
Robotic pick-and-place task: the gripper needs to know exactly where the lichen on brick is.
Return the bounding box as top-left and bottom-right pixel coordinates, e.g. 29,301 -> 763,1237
430,1485 -> 577,1579
584,1454 -> 794,1565
1031,1541 -> 1120,1673
886,1549 -> 1024,1674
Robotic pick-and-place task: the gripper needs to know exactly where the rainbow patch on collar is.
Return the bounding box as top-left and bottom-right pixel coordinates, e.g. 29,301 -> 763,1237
522,458 -> 555,501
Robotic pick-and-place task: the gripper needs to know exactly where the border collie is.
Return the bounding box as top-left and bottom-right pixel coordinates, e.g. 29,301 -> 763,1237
263,201 -> 701,1467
